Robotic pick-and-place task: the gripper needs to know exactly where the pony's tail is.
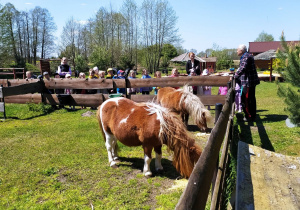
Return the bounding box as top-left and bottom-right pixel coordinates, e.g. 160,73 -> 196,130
160,112 -> 202,178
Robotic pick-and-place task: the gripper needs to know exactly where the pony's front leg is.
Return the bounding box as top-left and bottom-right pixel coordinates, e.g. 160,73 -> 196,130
105,134 -> 118,168
154,146 -> 163,172
143,146 -> 153,177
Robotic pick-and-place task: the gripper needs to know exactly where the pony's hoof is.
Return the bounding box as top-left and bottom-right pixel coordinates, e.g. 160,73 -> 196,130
144,171 -> 152,178
111,164 -> 118,169
113,157 -> 120,163
110,161 -> 118,169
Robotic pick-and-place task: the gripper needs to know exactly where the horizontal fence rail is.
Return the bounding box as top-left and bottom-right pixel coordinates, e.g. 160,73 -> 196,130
4,94 -> 226,107
0,75 -> 230,89
0,76 -> 230,107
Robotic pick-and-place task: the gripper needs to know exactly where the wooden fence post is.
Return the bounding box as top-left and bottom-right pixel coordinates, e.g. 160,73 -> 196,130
176,89 -> 234,210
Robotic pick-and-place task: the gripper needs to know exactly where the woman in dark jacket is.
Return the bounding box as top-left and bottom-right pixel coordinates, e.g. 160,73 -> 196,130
186,52 -> 201,75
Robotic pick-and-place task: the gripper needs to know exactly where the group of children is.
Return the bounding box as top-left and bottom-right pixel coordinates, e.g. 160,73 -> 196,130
26,56 -> 241,112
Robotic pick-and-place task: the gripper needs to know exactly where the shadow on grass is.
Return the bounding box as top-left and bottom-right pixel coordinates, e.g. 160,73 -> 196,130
236,113 -> 254,145
187,124 -> 200,132
259,114 -> 288,123
3,106 -> 80,121
118,157 -> 181,179
235,112 -> 278,152
256,114 -> 275,152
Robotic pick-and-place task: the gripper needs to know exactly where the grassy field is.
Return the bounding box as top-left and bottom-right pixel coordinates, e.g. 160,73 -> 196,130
0,81 -> 299,209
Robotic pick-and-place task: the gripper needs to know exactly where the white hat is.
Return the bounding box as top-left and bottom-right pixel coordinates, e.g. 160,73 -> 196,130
65,73 -> 71,78
202,69 -> 209,75
93,67 -> 99,73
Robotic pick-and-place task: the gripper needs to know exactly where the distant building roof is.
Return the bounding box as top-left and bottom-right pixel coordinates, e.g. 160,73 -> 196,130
201,57 -> 217,62
254,50 -> 277,60
249,41 -> 300,54
170,52 -> 206,62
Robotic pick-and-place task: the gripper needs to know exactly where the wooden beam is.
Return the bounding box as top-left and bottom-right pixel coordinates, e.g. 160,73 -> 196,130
4,93 -> 226,107
0,76 -> 231,89
3,81 -> 45,97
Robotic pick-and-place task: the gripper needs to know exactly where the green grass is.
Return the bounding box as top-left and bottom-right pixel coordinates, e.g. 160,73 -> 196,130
234,81 -> 300,156
0,104 -> 183,209
0,81 -> 299,209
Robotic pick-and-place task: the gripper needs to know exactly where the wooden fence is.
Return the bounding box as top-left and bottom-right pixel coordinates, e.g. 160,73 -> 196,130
0,75 -> 235,209
0,76 -> 230,107
0,68 -> 25,79
176,88 -> 235,209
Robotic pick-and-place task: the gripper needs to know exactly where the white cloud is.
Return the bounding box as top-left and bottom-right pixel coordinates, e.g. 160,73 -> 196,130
278,7 -> 283,10
25,2 -> 32,5
81,3 -> 87,6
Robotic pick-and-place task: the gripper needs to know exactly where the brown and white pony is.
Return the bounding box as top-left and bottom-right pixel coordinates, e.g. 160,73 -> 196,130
157,85 -> 212,132
97,97 -> 202,178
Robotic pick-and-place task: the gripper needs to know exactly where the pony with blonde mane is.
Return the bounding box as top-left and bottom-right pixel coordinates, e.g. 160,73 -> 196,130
97,97 -> 202,178
157,85 -> 212,132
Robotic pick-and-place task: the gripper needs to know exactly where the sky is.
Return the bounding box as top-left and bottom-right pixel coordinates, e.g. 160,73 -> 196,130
1,0 -> 300,53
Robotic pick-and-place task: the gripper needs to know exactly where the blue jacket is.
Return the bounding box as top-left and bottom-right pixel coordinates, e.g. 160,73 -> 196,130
140,75 -> 152,92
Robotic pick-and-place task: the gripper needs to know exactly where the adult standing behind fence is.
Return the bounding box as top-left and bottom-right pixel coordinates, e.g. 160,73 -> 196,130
57,57 -> 72,78
186,52 -> 201,75
234,44 -> 260,122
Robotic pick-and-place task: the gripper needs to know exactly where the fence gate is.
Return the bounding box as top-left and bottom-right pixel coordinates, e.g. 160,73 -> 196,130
0,85 -> 6,120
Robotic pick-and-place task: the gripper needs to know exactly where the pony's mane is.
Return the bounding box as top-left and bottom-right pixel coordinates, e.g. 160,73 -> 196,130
145,101 -> 201,178
179,85 -> 213,125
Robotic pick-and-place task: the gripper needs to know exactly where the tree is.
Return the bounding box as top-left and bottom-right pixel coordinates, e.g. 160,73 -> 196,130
276,32 -> 300,126
60,17 -> 78,60
211,44 -> 234,70
160,43 -> 178,68
74,54 -> 89,72
254,31 -> 274,42
39,8 -> 56,59
140,0 -> 180,73
0,3 -> 20,66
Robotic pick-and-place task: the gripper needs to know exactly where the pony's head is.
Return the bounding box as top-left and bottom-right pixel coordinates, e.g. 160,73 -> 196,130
156,106 -> 202,178
195,108 -> 213,132
181,85 -> 213,132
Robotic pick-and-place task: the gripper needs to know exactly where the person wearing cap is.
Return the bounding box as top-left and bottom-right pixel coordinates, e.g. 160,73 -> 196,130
93,66 -> 99,78
234,44 -> 260,122
64,73 -> 75,110
113,70 -> 126,94
64,73 -> 73,94
106,68 -> 114,79
57,57 -> 72,78
43,71 -> 50,80
105,68 -> 116,93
